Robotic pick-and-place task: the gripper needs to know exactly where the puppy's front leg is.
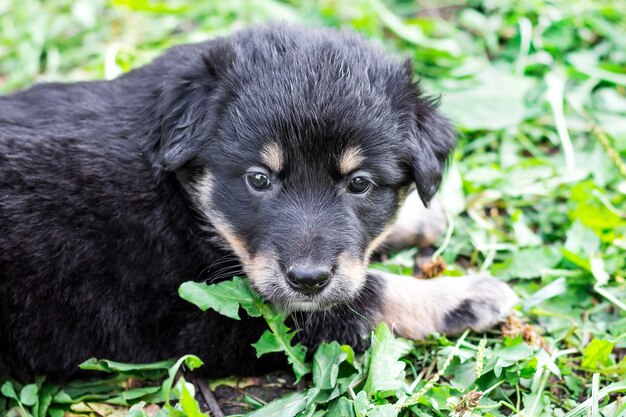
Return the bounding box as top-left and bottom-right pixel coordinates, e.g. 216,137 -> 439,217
374,271 -> 518,339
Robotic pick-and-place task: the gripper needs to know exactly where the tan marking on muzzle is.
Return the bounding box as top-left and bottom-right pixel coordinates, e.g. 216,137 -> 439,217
261,141 -> 284,172
248,250 -> 280,288
338,146 -> 365,175
217,227 -> 250,263
337,251 -> 367,288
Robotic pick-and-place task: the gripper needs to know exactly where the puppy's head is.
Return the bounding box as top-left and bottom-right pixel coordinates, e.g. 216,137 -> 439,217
156,25 -> 455,311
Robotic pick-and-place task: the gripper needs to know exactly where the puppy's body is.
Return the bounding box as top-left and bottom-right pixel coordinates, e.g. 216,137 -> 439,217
0,25 -> 516,381
0,75 -> 259,379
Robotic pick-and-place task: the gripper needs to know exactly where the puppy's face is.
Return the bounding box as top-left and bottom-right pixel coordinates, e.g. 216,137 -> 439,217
191,126 -> 406,311
157,26 -> 455,311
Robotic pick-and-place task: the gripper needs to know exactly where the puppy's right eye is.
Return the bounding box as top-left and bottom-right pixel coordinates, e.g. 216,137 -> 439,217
347,176 -> 371,194
246,172 -> 272,191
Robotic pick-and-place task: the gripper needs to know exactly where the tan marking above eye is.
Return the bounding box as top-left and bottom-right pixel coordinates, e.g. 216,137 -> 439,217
339,146 -> 365,175
260,141 -> 284,172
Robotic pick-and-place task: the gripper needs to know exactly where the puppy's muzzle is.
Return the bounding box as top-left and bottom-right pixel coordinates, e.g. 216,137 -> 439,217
286,263 -> 331,295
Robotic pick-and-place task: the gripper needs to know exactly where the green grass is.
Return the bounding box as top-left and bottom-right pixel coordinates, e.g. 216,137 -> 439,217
1,0 -> 625,416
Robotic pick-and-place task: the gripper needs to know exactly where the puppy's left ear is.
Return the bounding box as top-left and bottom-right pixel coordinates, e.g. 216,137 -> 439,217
157,38 -> 236,171
405,66 -> 456,206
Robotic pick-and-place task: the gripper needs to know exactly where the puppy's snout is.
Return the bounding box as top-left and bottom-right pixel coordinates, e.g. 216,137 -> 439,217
286,264 -> 331,294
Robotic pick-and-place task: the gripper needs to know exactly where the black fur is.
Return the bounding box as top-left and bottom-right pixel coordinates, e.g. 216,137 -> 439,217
443,299 -> 479,333
0,25 -> 454,381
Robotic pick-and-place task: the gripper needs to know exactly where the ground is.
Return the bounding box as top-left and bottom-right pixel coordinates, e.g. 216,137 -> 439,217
0,0 -> 625,416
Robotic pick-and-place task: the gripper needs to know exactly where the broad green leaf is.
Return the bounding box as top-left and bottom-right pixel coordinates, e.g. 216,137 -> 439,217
565,221 -> 601,258
492,246 -> 562,279
19,384 -> 38,407
326,397 -> 356,417
447,357 -> 479,389
1,381 -> 28,416
312,342 -> 346,390
353,391 -> 369,417
1,382 -> 19,401
363,324 -> 411,397
252,330 -> 283,356
305,386 -> 341,407
181,277 -> 309,381
492,337 -> 535,377
570,183 -> 626,230
367,404 -> 399,417
522,391 -> 548,417
179,277 -> 262,320
440,68 -> 534,130
252,315 -> 310,382
247,392 -> 307,417
179,383 -> 207,417
582,338 -> 615,369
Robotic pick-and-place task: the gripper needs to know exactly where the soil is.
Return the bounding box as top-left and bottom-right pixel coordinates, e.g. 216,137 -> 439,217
197,372 -> 298,416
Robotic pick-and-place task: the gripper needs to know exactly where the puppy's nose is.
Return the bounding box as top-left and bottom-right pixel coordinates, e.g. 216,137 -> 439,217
286,264 -> 331,294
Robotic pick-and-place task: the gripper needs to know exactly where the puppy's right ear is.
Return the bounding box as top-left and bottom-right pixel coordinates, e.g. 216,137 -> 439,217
157,38 -> 235,171
409,101 -> 456,207
402,61 -> 456,207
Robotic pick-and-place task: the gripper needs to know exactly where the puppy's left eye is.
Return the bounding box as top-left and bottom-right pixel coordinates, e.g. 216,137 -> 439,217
347,176 -> 371,194
246,172 -> 272,191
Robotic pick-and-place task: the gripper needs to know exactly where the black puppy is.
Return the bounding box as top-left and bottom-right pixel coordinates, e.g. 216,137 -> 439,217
0,25 -> 517,381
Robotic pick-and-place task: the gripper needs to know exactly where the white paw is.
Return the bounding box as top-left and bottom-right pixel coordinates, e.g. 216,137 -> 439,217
378,272 -> 518,339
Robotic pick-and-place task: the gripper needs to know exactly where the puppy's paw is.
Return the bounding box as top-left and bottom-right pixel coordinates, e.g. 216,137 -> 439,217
383,191 -> 447,250
378,272 -> 518,339
441,274 -> 519,335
